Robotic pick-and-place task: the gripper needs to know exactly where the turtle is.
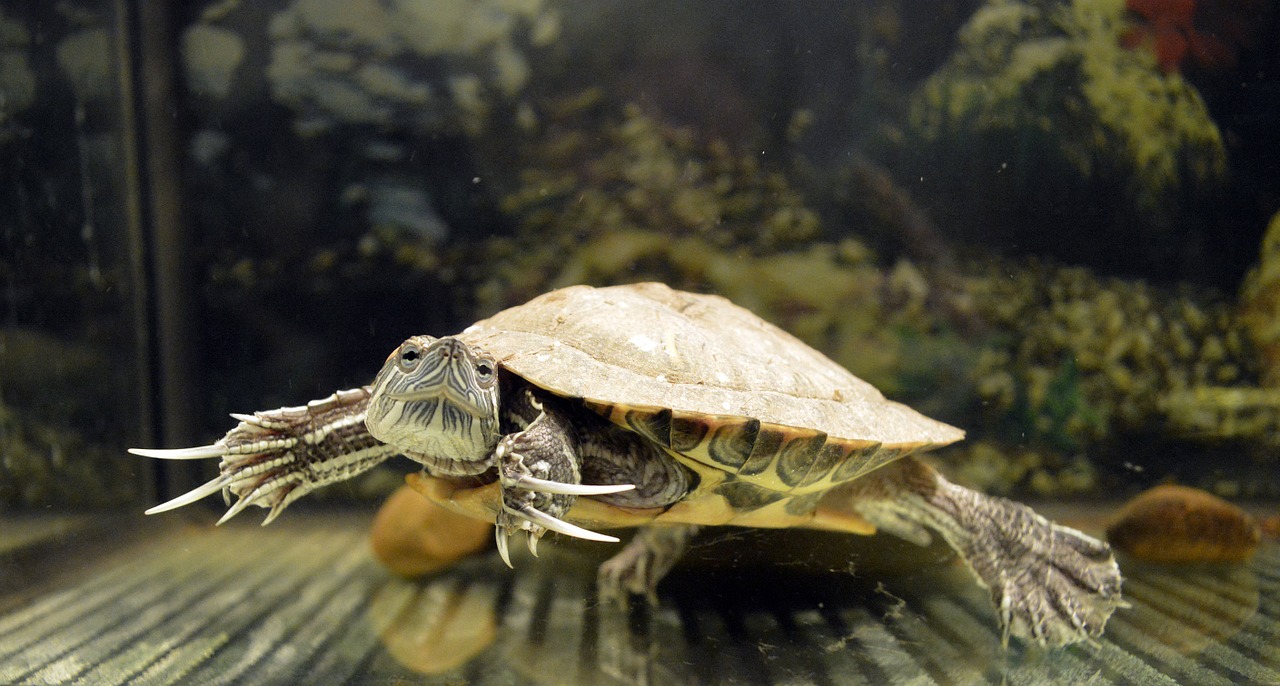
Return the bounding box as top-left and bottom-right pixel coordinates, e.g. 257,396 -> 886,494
133,282 -> 1124,646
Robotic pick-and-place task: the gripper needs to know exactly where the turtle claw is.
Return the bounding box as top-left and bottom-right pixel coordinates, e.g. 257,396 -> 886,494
504,503 -> 620,543
129,445 -> 229,460
216,491 -> 257,525
228,413 -> 273,433
496,527 -> 515,568
134,439 -> 304,524
506,473 -> 636,497
492,501 -> 619,568
493,525 -> 546,566
144,473 -> 230,514
497,438 -> 632,498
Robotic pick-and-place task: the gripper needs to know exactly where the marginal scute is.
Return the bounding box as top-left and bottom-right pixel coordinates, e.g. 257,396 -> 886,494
848,444 -> 922,483
624,407 -> 671,446
704,418 -> 759,469
797,441 -> 850,489
669,413 -> 710,452
834,442 -> 885,483
608,403 -> 931,497
774,431 -> 829,488
831,442 -> 883,483
739,427 -> 785,476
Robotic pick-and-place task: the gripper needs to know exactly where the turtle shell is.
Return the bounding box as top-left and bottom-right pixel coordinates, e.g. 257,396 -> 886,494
433,282 -> 964,532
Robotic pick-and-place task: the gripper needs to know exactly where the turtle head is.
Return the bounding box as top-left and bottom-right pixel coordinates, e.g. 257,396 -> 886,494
366,335 -> 501,467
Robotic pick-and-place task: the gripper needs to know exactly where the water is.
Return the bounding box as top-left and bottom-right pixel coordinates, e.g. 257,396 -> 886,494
1,0 -> 1278,683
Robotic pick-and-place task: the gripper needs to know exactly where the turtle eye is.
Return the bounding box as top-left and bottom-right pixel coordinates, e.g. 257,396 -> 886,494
475,358 -> 496,385
397,343 -> 422,372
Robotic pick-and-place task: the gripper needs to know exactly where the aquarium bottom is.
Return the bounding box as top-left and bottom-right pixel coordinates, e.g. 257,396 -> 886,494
0,506 -> 1277,685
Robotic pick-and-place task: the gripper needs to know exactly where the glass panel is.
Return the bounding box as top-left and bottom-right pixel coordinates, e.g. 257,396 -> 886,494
1,0 -> 1277,683
0,4 -> 148,512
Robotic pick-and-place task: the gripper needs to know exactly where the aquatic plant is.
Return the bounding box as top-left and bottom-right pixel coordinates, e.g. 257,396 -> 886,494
903,0 -> 1227,274
0,9 -> 35,136
945,439 -> 1099,497
482,102 -> 1272,495
501,104 -> 821,253
183,0 -> 560,136
485,104 -> 822,301
481,105 -> 969,399
0,399 -> 138,507
1238,210 -> 1280,386
1160,386 -> 1280,443
1158,211 -> 1280,449
968,259 -> 1252,452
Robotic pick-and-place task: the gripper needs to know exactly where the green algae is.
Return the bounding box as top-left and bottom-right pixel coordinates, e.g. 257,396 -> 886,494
909,0 -> 1226,213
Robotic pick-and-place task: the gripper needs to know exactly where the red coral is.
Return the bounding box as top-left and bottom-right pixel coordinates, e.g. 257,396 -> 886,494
1122,0 -> 1261,73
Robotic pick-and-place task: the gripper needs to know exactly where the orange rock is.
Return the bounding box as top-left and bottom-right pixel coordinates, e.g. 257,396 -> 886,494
1106,484 -> 1261,563
374,579 -> 498,675
1263,514 -> 1280,539
370,483 -> 493,577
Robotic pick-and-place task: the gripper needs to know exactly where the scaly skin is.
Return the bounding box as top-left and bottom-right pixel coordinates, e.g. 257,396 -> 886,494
132,387 -> 396,525
845,457 -> 1126,646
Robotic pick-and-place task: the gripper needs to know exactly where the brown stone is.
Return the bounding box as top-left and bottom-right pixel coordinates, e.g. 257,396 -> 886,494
1262,514 -> 1280,539
1106,484 -> 1261,563
370,483 -> 493,577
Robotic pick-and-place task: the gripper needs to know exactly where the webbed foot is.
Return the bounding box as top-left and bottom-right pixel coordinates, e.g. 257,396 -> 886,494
849,456 -> 1125,647
131,388 -> 395,524
945,490 -> 1126,647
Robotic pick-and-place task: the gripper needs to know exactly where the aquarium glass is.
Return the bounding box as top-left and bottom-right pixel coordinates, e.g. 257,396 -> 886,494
1,1 -> 1277,684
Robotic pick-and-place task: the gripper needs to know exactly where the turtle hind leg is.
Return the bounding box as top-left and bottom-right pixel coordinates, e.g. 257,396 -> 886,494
597,525 -> 701,604
847,456 -> 1125,647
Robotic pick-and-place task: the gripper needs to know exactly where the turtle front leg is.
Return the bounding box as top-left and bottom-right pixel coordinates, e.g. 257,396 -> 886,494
492,394 -> 635,565
131,387 -> 398,524
845,456 -> 1126,647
